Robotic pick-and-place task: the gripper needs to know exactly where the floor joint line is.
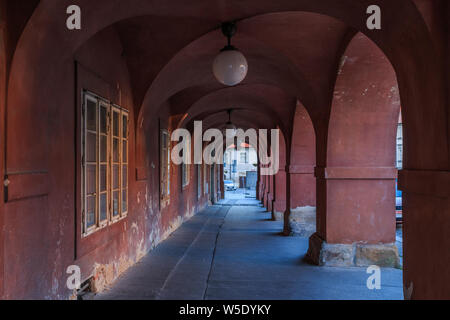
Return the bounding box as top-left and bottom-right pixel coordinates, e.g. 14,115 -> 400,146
202,204 -> 233,300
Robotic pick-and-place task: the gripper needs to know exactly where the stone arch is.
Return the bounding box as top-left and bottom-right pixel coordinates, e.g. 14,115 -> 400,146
270,100 -> 317,235
307,33 -> 402,268
139,30 -> 314,126
178,84 -> 292,136
286,101 -> 317,237
290,102 -> 316,209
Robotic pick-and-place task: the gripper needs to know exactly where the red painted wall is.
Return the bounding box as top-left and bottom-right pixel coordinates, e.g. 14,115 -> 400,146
1,24 -> 214,299
0,1 -> 6,298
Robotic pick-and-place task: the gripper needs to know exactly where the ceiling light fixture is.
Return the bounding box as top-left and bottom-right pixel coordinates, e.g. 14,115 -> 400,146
213,22 -> 248,86
224,109 -> 237,136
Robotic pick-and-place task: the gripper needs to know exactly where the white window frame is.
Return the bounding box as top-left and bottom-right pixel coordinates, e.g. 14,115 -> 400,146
182,163 -> 190,188
110,105 -> 129,223
181,140 -> 191,188
82,91 -> 129,237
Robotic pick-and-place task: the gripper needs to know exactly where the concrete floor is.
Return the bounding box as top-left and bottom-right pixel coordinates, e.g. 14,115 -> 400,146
96,196 -> 404,300
224,188 -> 257,200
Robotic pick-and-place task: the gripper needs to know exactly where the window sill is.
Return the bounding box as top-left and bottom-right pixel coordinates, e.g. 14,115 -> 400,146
82,214 -> 128,239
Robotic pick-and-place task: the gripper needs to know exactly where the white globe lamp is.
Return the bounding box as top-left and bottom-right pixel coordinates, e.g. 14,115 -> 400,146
213,22 -> 248,86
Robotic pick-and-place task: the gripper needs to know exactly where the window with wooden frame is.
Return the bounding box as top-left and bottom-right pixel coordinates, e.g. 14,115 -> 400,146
181,140 -> 191,188
160,129 -> 170,200
82,92 -> 129,236
181,162 -> 190,188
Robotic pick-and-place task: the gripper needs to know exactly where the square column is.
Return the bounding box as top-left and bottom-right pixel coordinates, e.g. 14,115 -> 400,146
272,166 -> 316,237
307,167 -> 400,267
398,170 -> 450,299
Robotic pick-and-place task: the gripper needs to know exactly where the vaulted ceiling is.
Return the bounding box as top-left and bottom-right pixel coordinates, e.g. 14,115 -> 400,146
112,11 -> 353,140
7,0 -> 439,148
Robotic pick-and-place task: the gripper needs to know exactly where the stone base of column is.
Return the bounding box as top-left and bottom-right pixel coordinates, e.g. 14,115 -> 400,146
306,233 -> 400,268
273,211 -> 283,221
273,207 -> 316,237
289,206 -> 316,237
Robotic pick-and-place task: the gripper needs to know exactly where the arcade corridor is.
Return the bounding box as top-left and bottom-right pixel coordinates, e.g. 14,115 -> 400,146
0,1 -> 449,300
97,200 -> 403,300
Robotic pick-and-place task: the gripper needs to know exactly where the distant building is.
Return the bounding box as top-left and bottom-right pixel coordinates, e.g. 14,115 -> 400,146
397,112 -> 403,169
224,143 -> 258,185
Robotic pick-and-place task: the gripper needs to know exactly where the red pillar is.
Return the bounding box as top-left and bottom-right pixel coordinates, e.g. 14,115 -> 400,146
273,169 -> 286,221
266,175 -> 272,211
283,162 -> 292,236
272,131 -> 287,222
267,175 -> 273,212
288,102 -> 316,236
262,172 -> 268,207
307,33 -> 401,267
219,165 -> 224,199
256,164 -> 260,200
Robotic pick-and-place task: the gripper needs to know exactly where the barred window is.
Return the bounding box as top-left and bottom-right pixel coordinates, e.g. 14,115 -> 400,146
82,92 -> 129,236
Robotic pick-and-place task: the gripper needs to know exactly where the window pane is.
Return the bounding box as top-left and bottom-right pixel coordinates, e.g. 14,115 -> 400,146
113,164 -> 119,189
100,165 -> 107,192
100,135 -> 107,162
122,165 -> 128,188
122,189 -> 127,213
113,111 -> 119,136
123,115 -> 128,138
113,138 -> 119,162
182,164 -> 188,186
161,136 -> 167,198
100,193 -> 107,222
167,178 -> 170,195
162,146 -> 167,166
100,106 -> 107,134
86,196 -> 96,228
86,100 -> 97,132
122,140 -> 127,163
113,191 -> 119,217
86,164 -> 96,195
86,132 -> 97,162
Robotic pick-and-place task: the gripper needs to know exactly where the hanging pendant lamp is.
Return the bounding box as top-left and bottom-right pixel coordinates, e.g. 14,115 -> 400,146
213,22 -> 248,86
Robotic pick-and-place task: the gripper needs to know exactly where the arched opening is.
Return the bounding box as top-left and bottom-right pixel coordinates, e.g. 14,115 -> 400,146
307,33 -> 402,269
286,101 -> 317,237
223,141 -> 258,200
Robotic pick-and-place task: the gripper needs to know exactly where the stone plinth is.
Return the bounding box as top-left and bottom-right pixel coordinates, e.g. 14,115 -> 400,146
273,206 -> 316,238
306,233 -> 400,268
